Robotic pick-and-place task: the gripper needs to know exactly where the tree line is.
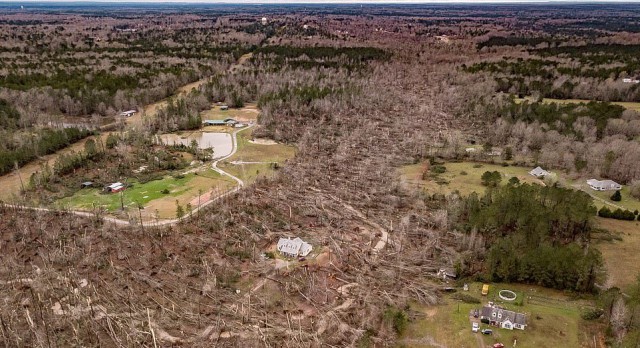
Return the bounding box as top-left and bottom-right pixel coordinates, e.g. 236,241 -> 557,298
0,127 -> 94,176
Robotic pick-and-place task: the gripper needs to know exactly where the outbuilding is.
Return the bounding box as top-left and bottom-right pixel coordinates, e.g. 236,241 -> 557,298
120,110 -> 137,117
104,182 -> 125,193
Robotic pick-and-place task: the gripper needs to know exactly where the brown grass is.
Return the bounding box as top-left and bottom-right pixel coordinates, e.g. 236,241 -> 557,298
595,217 -> 640,289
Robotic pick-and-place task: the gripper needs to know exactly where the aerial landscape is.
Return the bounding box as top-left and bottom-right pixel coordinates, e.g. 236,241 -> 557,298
1,1 -> 640,347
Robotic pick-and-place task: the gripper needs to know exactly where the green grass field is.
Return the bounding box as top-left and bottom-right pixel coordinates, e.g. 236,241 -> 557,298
515,97 -> 640,112
56,169 -> 233,217
400,282 -> 594,348
401,161 -> 543,196
218,128 -> 296,185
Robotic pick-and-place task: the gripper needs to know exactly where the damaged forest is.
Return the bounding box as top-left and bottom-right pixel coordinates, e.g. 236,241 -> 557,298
1,2 -> 640,347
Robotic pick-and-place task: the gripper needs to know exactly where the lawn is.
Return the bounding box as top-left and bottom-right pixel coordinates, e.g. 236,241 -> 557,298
56,169 -> 234,219
595,218 -> 640,290
399,282 -> 594,348
515,97 -> 640,112
400,161 -> 543,196
200,102 -> 260,122
218,128 -> 296,185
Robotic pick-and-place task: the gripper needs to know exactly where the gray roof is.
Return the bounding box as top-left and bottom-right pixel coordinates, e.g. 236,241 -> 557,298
479,305 -> 526,326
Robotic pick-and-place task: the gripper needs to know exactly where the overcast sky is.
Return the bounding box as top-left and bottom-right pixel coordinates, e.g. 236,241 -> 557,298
8,0 -> 640,3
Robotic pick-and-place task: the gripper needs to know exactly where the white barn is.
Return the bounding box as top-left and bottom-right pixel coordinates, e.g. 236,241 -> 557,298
277,237 -> 312,258
587,179 -> 622,191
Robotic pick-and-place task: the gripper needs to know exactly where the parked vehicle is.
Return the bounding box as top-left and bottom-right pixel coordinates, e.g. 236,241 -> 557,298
481,329 -> 493,335
472,322 -> 479,333
473,309 -> 479,318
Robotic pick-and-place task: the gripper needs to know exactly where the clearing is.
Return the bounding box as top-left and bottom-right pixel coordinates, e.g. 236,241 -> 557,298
595,218 -> 640,290
400,161 -> 543,196
56,170 -> 235,220
400,282 -> 598,348
218,128 -> 296,185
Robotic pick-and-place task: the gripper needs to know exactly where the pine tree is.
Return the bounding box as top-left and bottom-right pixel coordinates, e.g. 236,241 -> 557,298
611,190 -> 622,202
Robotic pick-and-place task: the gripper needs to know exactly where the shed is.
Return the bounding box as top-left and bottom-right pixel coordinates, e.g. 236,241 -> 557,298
81,181 -> 93,188
203,120 -> 227,126
220,105 -> 229,111
104,182 -> 125,193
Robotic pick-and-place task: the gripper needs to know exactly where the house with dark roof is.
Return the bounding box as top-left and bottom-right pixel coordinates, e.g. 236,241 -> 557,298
479,305 -> 527,330
529,166 -> 550,178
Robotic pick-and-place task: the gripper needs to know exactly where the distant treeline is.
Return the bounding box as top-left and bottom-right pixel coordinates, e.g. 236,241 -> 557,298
477,36 -> 561,49
254,45 -> 390,61
497,99 -> 626,140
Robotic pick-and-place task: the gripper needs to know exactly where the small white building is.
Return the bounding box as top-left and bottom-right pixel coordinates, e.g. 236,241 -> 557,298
120,110 -> 136,117
529,166 -> 551,178
623,78 -> 640,84
104,182 -> 125,193
277,237 -> 312,258
587,179 -> 622,191
261,17 -> 267,25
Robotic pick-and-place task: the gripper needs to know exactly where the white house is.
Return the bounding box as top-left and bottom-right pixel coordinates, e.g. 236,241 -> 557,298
277,237 -> 312,258
587,179 -> 622,191
623,78 -> 640,84
261,17 -> 268,25
529,166 -> 550,178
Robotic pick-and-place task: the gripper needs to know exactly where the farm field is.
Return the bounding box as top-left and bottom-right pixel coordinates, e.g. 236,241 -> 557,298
56,169 -> 234,220
400,161 -> 543,196
595,218 -> 640,289
218,128 -> 296,185
515,97 -> 640,112
400,282 -> 597,348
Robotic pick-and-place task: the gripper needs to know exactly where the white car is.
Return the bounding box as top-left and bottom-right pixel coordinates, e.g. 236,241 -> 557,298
472,322 -> 480,333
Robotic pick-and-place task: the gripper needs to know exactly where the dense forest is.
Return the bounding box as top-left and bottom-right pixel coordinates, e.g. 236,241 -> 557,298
454,183 -> 602,292
466,44 -> 640,102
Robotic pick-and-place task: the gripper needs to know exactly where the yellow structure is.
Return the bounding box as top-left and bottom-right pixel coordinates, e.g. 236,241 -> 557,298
482,284 -> 489,296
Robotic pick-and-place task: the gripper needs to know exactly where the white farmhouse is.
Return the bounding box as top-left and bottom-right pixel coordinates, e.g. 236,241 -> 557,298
277,237 -> 312,258
529,166 -> 550,178
587,179 -> 622,191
